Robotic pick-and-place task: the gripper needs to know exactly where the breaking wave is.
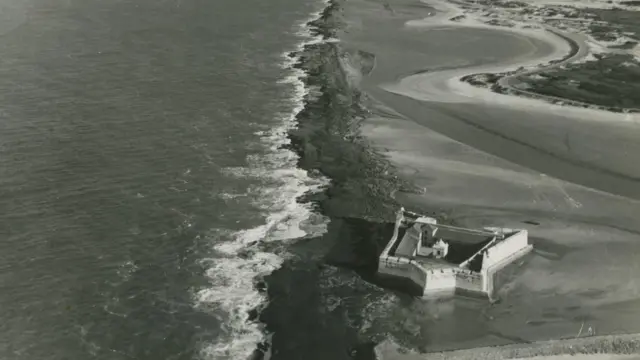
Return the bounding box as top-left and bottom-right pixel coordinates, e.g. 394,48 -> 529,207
195,1 -> 333,359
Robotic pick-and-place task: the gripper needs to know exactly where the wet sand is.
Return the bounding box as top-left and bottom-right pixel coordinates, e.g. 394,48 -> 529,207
341,0 -> 640,352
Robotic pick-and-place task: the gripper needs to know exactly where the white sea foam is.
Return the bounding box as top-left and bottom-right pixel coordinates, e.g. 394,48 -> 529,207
197,1 -> 333,359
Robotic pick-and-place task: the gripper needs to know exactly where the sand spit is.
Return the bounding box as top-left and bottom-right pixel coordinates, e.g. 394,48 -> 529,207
380,0 -> 640,122
375,333 -> 640,360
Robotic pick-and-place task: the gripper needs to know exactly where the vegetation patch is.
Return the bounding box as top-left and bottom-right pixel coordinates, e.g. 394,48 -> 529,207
519,54 -> 640,110
589,8 -> 640,41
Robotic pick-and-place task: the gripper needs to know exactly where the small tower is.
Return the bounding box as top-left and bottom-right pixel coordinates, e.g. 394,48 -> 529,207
433,239 -> 449,259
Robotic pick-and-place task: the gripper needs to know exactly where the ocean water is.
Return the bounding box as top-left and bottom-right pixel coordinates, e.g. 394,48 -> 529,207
0,0 -> 330,359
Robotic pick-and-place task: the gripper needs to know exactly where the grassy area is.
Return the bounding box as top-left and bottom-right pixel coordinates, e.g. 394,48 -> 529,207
519,54 -> 640,109
590,23 -> 621,42
610,40 -> 638,49
589,8 -> 640,41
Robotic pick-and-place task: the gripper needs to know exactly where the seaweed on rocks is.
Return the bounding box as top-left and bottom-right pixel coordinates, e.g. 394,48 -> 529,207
286,3 -> 404,221
253,1 -> 414,359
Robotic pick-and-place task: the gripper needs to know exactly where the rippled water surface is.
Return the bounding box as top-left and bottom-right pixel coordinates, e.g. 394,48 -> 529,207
0,0 -> 327,358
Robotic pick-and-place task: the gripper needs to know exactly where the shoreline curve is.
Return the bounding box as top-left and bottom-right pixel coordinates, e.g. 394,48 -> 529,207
380,0 -> 640,123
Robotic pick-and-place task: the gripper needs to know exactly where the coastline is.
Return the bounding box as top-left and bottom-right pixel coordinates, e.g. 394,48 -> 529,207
359,0 -> 640,200
459,24 -> 640,114
254,0 -> 640,358
442,0 -> 640,113
379,0 -> 640,122
254,0 -> 413,359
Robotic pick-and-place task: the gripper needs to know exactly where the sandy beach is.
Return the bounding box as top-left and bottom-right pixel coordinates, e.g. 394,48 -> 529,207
338,0 -> 640,354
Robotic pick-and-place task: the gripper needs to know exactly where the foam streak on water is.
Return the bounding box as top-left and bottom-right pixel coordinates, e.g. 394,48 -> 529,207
196,1 -> 332,359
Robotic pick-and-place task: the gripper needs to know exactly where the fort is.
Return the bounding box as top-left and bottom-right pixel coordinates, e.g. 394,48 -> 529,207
377,208 -> 533,299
